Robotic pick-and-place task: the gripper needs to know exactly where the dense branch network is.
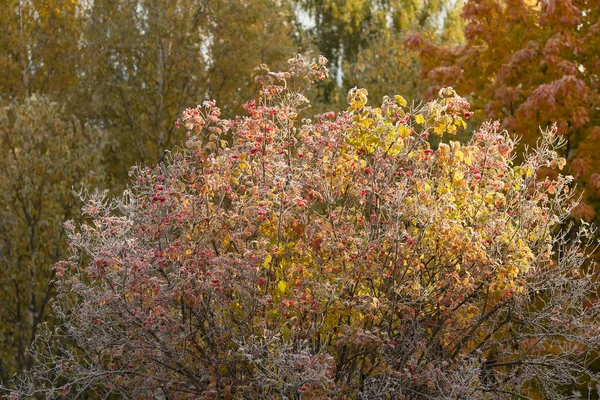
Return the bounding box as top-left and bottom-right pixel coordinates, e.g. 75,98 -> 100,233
4,56 -> 600,400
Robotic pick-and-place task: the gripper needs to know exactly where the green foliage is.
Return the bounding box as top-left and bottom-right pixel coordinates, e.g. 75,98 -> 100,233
76,0 -> 301,184
300,0 -> 465,107
206,0 -> 301,114
0,95 -> 104,381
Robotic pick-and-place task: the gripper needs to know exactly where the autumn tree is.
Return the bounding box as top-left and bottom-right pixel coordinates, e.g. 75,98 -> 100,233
0,1 -> 105,384
0,0 -> 81,101
299,0 -> 465,106
77,0 -> 301,184
409,0 -> 600,222
203,0 -> 301,114
0,96 -> 104,382
5,57 -> 600,399
0,1 -> 303,384
343,0 -> 465,104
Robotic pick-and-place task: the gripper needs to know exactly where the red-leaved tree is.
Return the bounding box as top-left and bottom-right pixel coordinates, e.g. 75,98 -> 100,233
408,0 -> 600,223
5,56 -> 600,399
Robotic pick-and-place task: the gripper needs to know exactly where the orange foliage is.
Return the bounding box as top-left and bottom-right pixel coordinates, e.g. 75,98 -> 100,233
410,0 -> 600,222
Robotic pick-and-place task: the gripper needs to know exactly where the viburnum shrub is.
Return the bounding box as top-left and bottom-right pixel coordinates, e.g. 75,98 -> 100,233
8,55 -> 600,399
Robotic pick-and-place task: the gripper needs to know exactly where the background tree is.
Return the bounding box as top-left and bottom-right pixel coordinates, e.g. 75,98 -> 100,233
410,0 -> 600,222
0,0 -> 100,382
0,0 -> 81,101
77,0 -> 301,185
0,96 -> 104,382
6,58 -> 600,399
203,0 -> 301,114
299,0 -> 465,106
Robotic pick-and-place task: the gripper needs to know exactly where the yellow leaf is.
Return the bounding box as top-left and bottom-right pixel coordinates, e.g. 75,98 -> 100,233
239,161 -> 248,170
415,114 -> 425,124
275,245 -> 285,257
558,157 -> 566,170
395,95 -> 407,107
418,182 -> 432,192
438,143 -> 450,159
348,88 -> 368,110
433,124 -> 445,134
360,118 -> 373,129
454,118 -> 467,129
398,126 -> 410,138
455,150 -> 464,162
263,254 -> 272,269
452,171 -> 465,186
464,154 -> 472,166
277,280 -> 288,294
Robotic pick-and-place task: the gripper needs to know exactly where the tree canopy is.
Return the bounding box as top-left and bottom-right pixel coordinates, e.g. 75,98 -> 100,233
0,96 -> 104,382
410,0 -> 600,222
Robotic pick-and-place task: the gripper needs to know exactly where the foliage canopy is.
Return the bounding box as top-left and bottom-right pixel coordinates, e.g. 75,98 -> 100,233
0,96 -> 104,382
410,0 -> 600,223
6,57 -> 600,399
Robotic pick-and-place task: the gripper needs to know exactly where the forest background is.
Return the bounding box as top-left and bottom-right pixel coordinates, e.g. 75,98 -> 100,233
0,0 -> 598,390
